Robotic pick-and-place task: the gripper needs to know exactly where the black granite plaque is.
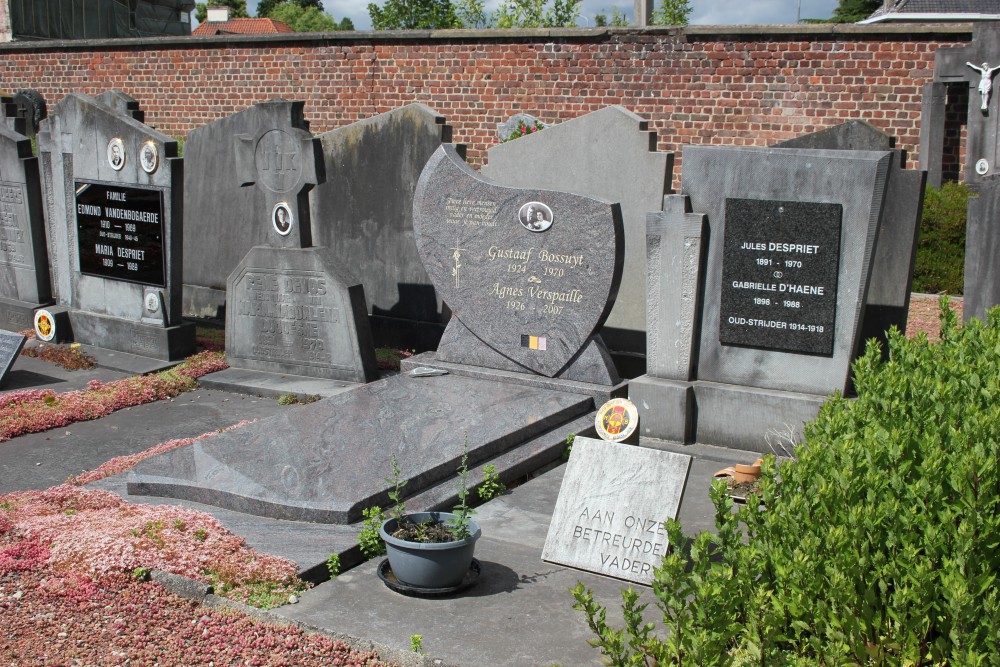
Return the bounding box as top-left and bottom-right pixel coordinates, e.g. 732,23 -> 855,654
0,330 -> 26,385
75,181 -> 165,287
719,198 -> 842,356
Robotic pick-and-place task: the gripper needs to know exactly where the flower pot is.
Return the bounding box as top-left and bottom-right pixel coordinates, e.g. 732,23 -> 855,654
379,512 -> 481,589
732,462 -> 762,484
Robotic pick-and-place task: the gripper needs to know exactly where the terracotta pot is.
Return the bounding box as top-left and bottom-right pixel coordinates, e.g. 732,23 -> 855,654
732,463 -> 762,484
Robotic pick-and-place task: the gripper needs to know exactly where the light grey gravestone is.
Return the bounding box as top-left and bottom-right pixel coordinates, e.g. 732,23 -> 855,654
0,330 -> 26,386
631,146 -> 895,450
541,436 -> 691,585
308,104 -> 458,348
411,144 -> 625,389
0,123 -> 52,332
483,106 -> 673,359
773,124 -> 926,356
219,100 -> 377,384
36,92 -> 194,361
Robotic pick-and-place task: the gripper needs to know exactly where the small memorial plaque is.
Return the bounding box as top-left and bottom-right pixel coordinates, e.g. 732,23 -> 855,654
0,330 -> 26,385
542,437 -> 691,585
595,398 -> 639,443
75,181 -> 166,287
719,198 -> 842,356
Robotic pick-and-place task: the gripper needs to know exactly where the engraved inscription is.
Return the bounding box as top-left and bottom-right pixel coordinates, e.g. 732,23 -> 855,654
75,181 -> 166,287
720,199 -> 842,356
0,181 -> 31,270
235,270 -> 341,364
444,198 -> 499,227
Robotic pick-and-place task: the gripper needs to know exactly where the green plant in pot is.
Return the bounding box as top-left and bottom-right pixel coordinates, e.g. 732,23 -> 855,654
378,443 -> 482,589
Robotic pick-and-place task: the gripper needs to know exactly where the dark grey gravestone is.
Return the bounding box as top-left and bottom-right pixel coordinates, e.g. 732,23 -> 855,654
0,123 -> 52,332
1,96 -> 26,136
0,330 -> 26,386
308,104 -> 457,348
927,23 -> 1000,187
216,100 -> 378,385
128,373 -> 593,523
11,90 -> 47,138
183,99 -> 321,317
965,176 -> 1000,321
632,146 -> 894,449
686,146 -> 892,396
772,126 -> 925,357
413,144 -> 624,384
36,92 -> 194,361
484,106 -> 673,357
772,120 -> 894,152
541,436 -> 690,585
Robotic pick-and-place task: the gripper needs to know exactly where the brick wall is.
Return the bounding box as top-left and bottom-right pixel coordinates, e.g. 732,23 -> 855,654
0,24 -> 971,186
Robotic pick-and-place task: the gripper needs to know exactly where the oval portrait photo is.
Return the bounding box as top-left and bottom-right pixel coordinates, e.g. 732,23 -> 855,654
107,137 -> 125,171
272,201 -> 293,236
140,141 -> 159,174
518,201 -> 553,232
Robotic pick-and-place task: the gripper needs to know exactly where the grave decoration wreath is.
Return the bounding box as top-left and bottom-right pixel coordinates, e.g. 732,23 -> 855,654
501,118 -> 546,143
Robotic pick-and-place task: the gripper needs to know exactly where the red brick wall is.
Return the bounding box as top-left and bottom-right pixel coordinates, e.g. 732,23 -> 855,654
0,24 -> 971,186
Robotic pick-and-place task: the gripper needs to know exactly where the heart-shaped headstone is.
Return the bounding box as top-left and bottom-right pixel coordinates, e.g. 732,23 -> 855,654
413,146 -> 623,377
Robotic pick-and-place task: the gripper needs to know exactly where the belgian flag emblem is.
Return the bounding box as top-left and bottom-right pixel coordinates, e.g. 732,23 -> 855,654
520,335 -> 547,351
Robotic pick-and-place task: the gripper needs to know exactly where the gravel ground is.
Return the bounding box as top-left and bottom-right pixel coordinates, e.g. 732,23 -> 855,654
905,294 -> 964,342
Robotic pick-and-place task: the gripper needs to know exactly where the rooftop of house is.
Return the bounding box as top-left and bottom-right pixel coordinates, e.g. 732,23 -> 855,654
862,0 -> 1000,22
191,17 -> 294,36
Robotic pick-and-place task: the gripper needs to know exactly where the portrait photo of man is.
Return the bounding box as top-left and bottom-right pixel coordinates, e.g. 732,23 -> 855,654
272,202 -> 293,236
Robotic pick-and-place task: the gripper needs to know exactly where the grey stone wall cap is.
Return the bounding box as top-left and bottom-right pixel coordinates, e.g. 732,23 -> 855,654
0,22 -> 972,52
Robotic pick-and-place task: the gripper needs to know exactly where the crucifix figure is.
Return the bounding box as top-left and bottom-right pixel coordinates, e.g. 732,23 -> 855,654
967,61 -> 1000,111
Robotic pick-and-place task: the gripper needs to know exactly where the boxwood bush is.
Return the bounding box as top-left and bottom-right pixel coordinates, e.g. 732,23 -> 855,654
574,298 -> 1000,666
912,182 -> 970,296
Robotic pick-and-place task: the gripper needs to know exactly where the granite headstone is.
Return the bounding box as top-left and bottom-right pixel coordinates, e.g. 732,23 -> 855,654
413,144 -> 624,384
484,106 -> 673,358
541,436 -> 690,585
184,102 -> 457,351
773,124 -> 925,356
0,329 -> 26,385
0,123 -> 52,331
36,92 -> 194,361
631,146 -> 896,449
220,99 -> 378,384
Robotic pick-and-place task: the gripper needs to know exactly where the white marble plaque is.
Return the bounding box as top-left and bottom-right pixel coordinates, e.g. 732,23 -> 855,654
542,436 -> 690,585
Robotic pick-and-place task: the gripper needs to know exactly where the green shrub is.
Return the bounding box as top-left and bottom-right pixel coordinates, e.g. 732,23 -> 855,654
912,181 -> 970,295
574,297 -> 1000,666
358,506 -> 387,559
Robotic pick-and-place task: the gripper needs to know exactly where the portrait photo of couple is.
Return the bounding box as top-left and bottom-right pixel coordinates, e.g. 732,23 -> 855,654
518,201 -> 553,232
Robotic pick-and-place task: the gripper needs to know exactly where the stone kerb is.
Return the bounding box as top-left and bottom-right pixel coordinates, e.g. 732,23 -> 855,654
0,123 -> 52,331
37,91 -> 193,360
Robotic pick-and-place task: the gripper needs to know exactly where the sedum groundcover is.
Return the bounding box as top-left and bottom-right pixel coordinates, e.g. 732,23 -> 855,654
575,298 -> 1000,666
